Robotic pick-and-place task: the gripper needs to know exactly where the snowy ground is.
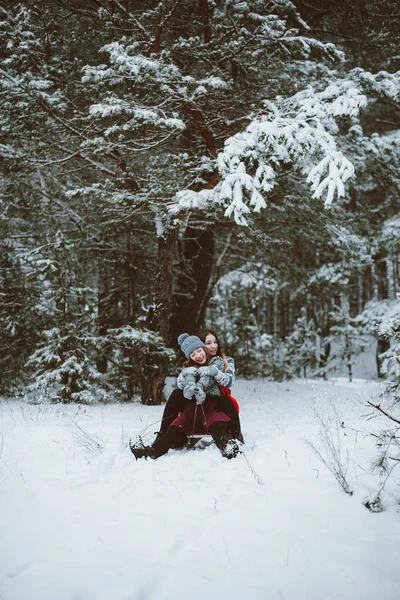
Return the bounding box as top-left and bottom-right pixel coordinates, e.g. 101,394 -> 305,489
1,378 -> 400,600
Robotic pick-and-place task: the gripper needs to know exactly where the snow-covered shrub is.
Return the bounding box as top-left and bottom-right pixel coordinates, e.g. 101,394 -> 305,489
225,331 -> 293,380
26,326 -> 111,404
360,304 -> 400,510
378,313 -> 400,402
207,266 -> 294,379
106,326 -> 175,402
365,418 -> 400,512
239,332 -> 293,380
328,300 -> 369,382
286,308 -> 322,378
267,337 -> 294,381
0,245 -> 40,393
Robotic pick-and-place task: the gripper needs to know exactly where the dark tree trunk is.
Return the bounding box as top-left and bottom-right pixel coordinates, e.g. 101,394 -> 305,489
141,48 -> 219,400
376,336 -> 390,378
141,221 -> 180,405
200,0 -> 214,43
169,224 -> 214,343
96,270 -> 109,373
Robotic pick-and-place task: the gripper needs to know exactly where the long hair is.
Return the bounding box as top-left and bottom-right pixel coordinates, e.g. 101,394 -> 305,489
182,346 -> 211,368
199,329 -> 229,372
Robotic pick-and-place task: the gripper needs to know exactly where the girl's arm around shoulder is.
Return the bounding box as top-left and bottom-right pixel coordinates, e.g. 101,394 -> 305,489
209,356 -> 225,371
226,356 -> 235,373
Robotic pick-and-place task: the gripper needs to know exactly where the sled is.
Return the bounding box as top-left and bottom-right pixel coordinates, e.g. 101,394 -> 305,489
186,433 -> 214,449
129,432 -> 214,455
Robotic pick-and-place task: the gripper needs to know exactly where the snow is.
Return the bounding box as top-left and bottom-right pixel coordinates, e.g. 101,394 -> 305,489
1,378 -> 400,600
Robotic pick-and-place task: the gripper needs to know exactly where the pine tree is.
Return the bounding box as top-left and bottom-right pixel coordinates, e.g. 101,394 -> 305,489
1,1 -> 399,402
0,242 -> 38,392
328,295 -> 369,382
286,308 -> 319,377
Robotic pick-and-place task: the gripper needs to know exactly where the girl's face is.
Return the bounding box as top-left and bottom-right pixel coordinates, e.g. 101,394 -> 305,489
190,347 -> 207,365
204,333 -> 218,357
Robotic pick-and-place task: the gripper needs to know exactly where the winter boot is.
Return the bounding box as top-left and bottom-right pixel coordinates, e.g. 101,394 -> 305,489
129,438 -> 155,460
220,436 -> 240,459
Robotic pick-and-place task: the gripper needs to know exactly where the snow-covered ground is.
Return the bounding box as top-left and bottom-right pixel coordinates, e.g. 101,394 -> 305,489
1,378 -> 400,600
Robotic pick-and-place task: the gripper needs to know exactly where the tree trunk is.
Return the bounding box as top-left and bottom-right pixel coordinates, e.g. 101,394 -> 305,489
358,270 -> 363,313
386,256 -> 395,300
376,336 -> 390,378
141,220 -> 180,405
371,260 -> 379,299
200,0 -> 214,43
169,224 -> 214,342
96,280 -> 109,374
273,289 -> 279,337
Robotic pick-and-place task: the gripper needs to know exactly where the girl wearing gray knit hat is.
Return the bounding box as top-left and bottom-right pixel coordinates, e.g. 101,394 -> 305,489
153,329 -> 242,443
129,332 -> 242,460
177,333 -> 214,403
177,333 -> 206,359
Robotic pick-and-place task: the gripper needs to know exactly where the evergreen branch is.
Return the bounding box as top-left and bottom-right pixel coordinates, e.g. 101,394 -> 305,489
113,1 -> 153,44
160,0 -> 183,27
0,68 -> 141,189
34,152 -> 81,167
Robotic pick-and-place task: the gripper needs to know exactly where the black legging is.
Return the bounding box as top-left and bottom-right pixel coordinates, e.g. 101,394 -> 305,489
155,388 -> 243,443
208,421 -> 232,449
151,426 -> 188,458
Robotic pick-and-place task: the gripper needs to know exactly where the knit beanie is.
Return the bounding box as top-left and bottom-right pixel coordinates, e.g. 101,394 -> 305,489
177,333 -> 206,359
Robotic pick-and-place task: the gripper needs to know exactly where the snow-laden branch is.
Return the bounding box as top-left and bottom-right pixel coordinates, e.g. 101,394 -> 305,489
170,79 -> 367,225
89,98 -> 185,131
351,68 -> 400,102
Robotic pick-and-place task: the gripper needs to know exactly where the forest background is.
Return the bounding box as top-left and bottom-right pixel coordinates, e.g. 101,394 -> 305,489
1,0 -> 399,406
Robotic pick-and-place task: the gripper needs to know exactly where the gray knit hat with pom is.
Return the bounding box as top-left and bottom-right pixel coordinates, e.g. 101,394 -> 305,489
177,333 -> 206,359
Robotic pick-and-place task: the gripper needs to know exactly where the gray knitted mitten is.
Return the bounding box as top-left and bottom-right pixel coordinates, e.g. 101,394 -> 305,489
194,384 -> 206,404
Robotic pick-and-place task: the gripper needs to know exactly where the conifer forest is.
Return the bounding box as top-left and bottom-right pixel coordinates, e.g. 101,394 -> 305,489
1,0 -> 399,405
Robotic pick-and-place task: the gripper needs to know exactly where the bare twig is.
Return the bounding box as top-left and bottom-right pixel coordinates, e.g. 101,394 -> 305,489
69,421 -> 104,453
367,401 -> 400,425
240,449 -> 265,486
306,400 -> 353,496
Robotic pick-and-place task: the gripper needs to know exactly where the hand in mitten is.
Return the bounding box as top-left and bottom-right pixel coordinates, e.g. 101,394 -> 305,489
183,381 -> 196,399
198,366 -> 218,377
194,385 -> 206,404
181,367 -> 198,377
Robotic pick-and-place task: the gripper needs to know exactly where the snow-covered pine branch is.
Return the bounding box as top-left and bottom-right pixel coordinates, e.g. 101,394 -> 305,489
351,68 -> 400,102
170,79 -> 367,224
82,41 -> 229,105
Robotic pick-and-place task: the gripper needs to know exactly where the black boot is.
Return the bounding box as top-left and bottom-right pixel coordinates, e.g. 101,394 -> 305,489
129,438 -> 155,460
220,436 -> 240,459
130,426 -> 187,460
131,445 -> 155,460
209,422 -> 241,459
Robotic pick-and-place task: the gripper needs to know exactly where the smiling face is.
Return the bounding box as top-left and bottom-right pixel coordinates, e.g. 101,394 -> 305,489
204,333 -> 218,357
189,347 -> 207,365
